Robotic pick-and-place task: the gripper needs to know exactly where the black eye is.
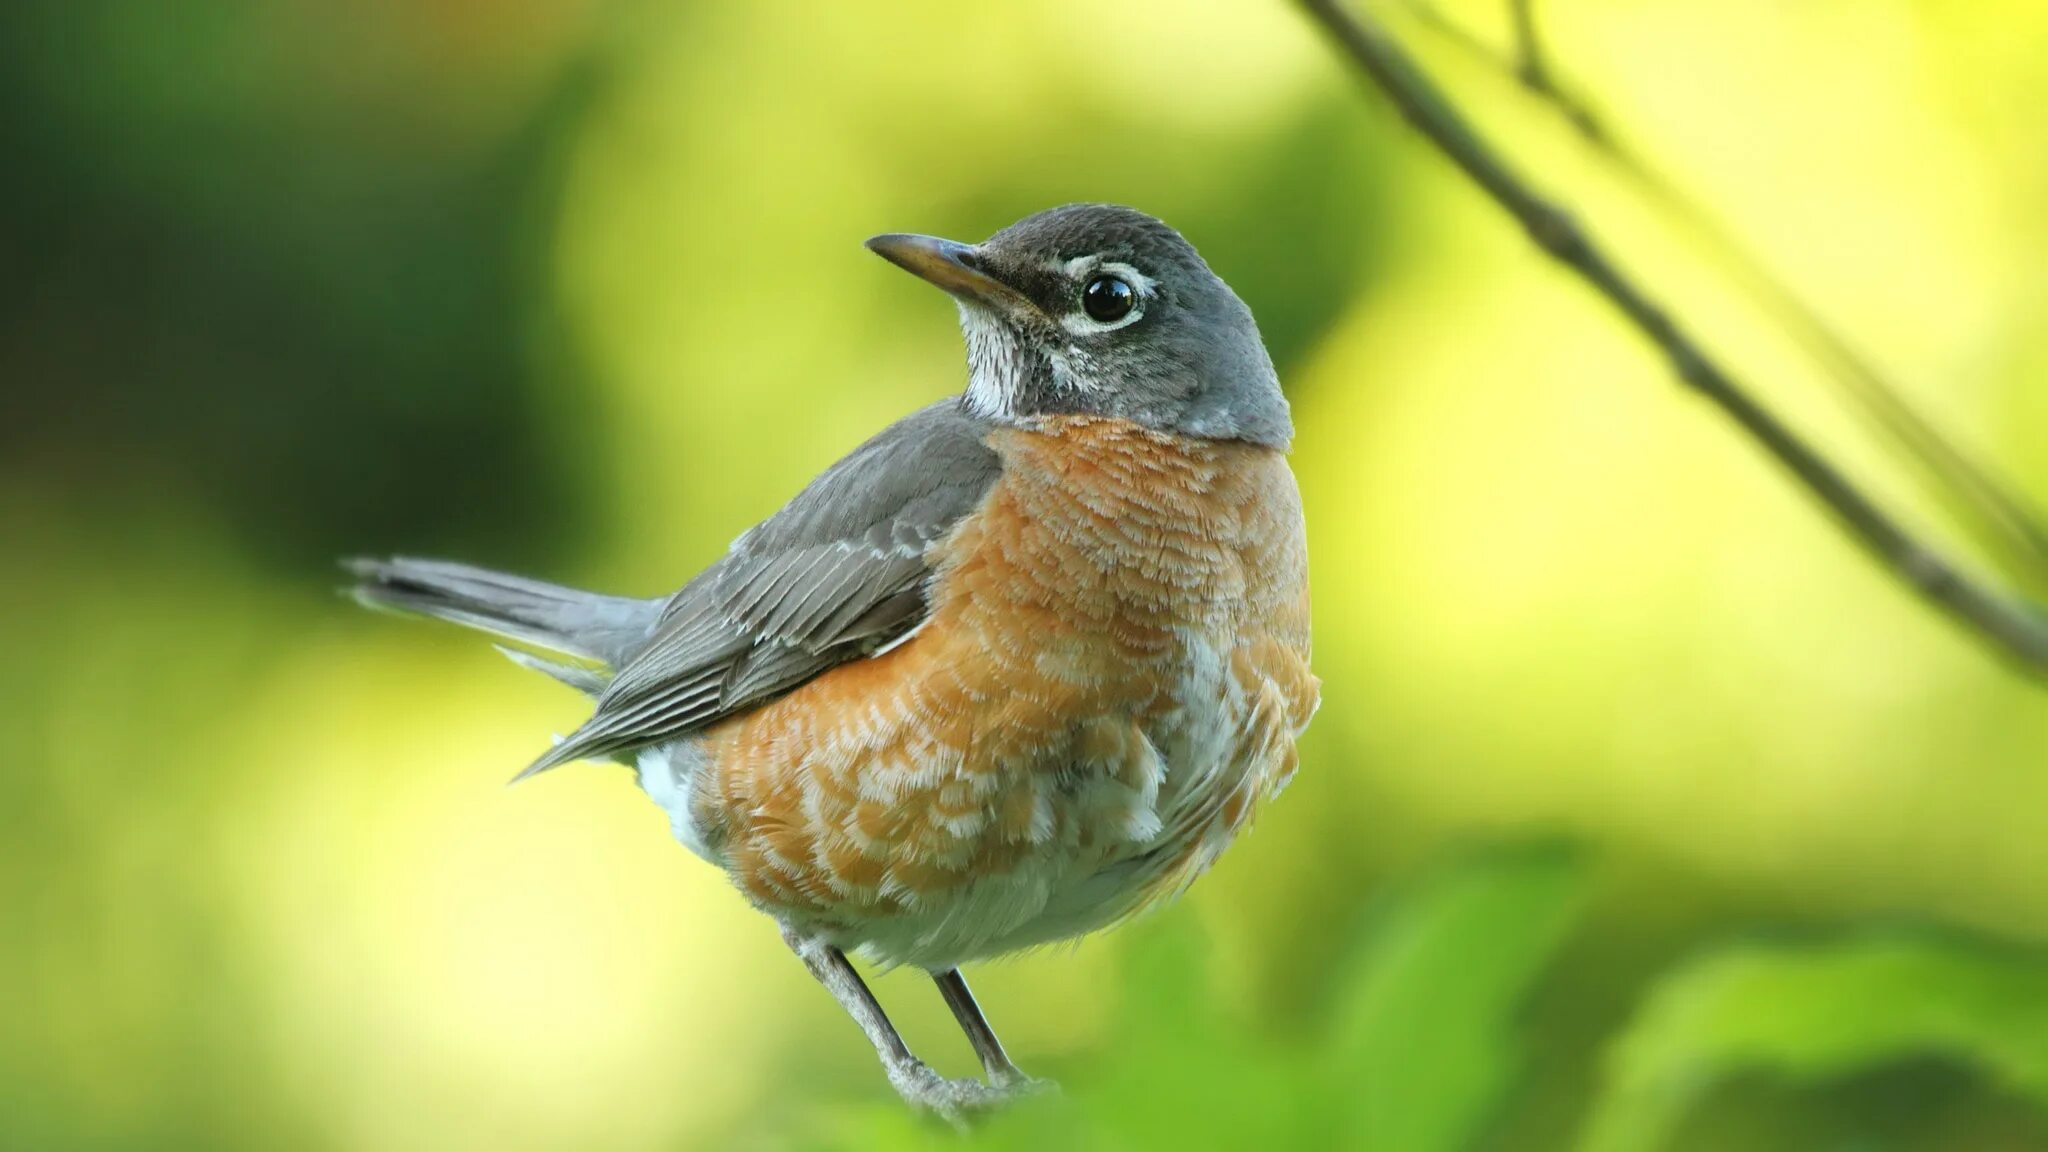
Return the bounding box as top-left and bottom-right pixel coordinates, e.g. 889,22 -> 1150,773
1081,275 -> 1136,323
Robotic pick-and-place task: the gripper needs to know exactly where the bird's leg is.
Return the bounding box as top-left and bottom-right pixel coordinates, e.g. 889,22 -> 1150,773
932,968 -> 1050,1095
779,928 -> 1018,1123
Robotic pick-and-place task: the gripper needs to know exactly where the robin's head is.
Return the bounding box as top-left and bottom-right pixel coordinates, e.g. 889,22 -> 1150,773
867,204 -> 1291,447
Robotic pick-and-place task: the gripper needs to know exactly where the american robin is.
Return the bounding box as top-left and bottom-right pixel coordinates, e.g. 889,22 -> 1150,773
348,203 -> 1318,1119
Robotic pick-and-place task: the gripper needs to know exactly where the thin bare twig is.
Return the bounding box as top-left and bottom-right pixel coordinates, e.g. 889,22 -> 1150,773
1390,0 -> 2048,586
1295,0 -> 2048,675
1507,0 -> 1604,141
1393,0 -> 1608,142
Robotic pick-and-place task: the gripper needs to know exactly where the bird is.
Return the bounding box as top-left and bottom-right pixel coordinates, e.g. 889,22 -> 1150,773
347,203 -> 1319,1120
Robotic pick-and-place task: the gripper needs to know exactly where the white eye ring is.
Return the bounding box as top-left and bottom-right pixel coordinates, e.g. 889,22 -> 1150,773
1058,258 -> 1155,334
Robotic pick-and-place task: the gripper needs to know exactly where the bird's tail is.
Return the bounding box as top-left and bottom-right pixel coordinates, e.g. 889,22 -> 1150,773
344,556 -> 660,694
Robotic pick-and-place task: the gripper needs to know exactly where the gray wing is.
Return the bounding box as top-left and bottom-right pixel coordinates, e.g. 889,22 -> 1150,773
515,399 -> 1002,779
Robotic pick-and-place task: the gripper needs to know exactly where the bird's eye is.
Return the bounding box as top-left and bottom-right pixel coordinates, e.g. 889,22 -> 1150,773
1080,275 -> 1136,323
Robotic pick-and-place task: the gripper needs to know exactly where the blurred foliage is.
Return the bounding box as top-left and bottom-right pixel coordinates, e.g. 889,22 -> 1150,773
0,0 -> 604,569
1318,844 -> 1583,1151
4,1 -> 2048,1150
1584,934 -> 2048,1151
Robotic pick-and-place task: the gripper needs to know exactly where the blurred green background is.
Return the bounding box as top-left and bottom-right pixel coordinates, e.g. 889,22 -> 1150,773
5,1 -> 2047,1149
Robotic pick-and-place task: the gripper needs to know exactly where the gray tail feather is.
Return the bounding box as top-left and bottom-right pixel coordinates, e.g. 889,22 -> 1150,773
493,644 -> 608,696
343,556 -> 660,673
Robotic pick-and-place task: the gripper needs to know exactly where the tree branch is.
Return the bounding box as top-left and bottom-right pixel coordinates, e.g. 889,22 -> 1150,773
1506,0 -> 1607,142
1295,0 -> 2048,676
1391,0 -> 1608,143
1391,0 -> 2048,586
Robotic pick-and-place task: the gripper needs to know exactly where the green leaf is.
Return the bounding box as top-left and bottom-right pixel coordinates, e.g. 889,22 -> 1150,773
1078,913 -> 1316,1149
1579,935 -> 2048,1152
1323,843 -> 1587,1152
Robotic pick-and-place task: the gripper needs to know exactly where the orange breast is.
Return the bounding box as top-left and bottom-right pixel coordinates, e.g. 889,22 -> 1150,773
687,416 -> 1317,966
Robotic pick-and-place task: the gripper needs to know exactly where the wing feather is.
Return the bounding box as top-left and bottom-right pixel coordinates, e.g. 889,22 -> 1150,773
515,400 -> 1000,779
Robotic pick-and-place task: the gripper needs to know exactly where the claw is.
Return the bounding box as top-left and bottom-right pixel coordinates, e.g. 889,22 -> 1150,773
990,1071 -> 1059,1099
886,1060 -> 1055,1128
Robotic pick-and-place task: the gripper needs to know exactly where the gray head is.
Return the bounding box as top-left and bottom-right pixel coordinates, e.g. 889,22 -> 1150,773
866,204 -> 1291,447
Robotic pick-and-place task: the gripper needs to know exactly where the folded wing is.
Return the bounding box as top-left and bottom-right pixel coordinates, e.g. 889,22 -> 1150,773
515,399 -> 1001,779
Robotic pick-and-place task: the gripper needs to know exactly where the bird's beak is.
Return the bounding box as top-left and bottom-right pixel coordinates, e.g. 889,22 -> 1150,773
865,233 -> 1033,314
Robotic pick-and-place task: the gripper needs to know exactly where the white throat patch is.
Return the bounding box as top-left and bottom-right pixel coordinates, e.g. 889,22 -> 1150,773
959,305 -> 1024,419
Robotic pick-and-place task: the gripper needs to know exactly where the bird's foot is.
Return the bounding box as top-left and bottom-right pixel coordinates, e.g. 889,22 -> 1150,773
987,1067 -> 1059,1099
886,1060 -> 1056,1127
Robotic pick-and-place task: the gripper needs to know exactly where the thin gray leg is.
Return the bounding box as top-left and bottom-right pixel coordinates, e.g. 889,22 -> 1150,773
933,969 -> 1031,1086
780,928 -> 1023,1122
